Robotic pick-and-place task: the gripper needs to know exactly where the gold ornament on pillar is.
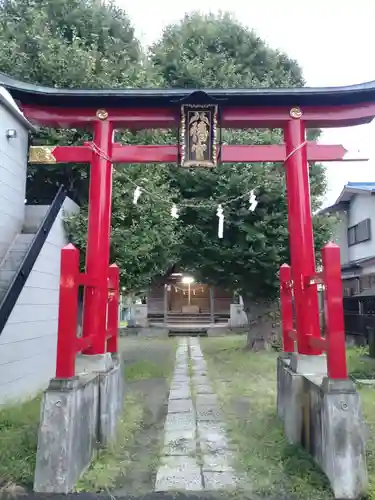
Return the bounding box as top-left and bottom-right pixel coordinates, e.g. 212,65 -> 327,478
290,107 -> 303,119
96,109 -> 109,120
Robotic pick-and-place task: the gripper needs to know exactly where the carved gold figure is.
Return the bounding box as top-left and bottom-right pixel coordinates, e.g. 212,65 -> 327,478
189,112 -> 210,161
180,104 -> 218,167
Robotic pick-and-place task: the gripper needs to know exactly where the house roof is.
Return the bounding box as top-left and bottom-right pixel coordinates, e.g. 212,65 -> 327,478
342,256 -> 375,271
337,182 -> 375,202
321,182 -> 375,214
2,71 -> 375,108
353,286 -> 375,298
0,85 -> 35,130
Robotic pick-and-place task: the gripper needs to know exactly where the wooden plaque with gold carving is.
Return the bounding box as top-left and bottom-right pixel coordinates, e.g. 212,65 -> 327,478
28,146 -> 57,164
180,104 -> 218,168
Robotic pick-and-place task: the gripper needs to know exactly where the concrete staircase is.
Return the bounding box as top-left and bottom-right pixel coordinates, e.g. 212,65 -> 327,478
165,312 -> 229,337
167,312 -> 212,325
0,232 -> 36,303
0,233 -> 36,303
148,312 -> 229,327
167,313 -> 211,337
0,204 -> 49,304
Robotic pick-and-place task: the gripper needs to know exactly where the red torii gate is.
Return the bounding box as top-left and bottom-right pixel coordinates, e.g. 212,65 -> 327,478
2,72 -> 373,377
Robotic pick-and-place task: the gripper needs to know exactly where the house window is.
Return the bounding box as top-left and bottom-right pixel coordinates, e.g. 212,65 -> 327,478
348,218 -> 371,246
348,226 -> 356,246
360,275 -> 371,291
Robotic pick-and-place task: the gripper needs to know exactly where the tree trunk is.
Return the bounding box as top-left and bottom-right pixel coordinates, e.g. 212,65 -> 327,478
242,296 -> 278,351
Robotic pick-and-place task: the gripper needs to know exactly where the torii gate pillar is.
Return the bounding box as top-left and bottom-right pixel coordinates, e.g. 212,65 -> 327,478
284,110 -> 321,355
83,116 -> 114,353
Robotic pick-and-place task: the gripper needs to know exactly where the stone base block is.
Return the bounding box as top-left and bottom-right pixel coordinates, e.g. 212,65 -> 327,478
289,352 -> 327,375
276,353 -> 290,420
277,355 -> 303,444
76,352 -> 113,375
98,354 -> 125,445
306,377 -> 367,499
277,355 -> 368,499
33,375 -> 99,493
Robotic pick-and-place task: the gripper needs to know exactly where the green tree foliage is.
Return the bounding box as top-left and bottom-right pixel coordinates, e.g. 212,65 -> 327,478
0,0 -> 142,87
151,13 -> 334,346
0,4 -> 334,317
66,162 -> 181,292
0,0 -> 149,205
0,0 -> 179,291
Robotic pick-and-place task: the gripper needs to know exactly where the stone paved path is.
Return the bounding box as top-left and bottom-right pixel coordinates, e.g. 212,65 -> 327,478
155,337 -> 238,492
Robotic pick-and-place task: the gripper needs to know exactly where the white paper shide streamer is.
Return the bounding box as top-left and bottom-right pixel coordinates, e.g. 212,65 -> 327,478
171,204 -> 179,219
216,204 -> 224,239
133,186 -> 142,205
249,190 -> 258,212
131,182 -> 257,240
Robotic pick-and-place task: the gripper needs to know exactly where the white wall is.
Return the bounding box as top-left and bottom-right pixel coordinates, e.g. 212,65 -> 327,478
0,102 -> 30,263
348,194 -> 375,262
361,263 -> 375,275
332,211 -> 349,265
0,197 -> 79,405
23,205 -> 49,233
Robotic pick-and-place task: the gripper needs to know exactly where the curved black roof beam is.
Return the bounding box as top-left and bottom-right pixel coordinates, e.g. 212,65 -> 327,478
1,71 -> 375,108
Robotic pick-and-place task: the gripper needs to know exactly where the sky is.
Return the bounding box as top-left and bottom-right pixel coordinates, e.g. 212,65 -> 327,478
119,0 -> 375,206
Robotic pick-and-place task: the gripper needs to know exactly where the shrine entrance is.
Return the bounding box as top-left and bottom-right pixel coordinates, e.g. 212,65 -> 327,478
168,281 -> 210,314
1,72 -> 371,374
147,270 -> 231,325
3,72 -> 373,498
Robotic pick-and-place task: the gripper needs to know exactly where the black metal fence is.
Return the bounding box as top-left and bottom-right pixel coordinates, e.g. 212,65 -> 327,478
343,296 -> 375,345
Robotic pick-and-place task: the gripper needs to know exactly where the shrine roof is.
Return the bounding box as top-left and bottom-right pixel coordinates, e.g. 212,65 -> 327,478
2,72 -> 375,108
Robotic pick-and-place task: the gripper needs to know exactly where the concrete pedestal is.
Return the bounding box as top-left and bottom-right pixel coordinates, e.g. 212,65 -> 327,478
277,355 -> 306,444
75,352 -> 113,375
34,375 -> 99,493
34,354 -> 125,493
289,352 -> 327,375
307,377 -> 367,499
98,353 -> 124,445
277,353 -> 327,444
277,355 -> 368,499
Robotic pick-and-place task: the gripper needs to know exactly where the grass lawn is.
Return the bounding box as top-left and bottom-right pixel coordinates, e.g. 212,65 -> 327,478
0,394 -> 41,490
201,336 -> 333,500
347,346 -> 375,499
358,386 -> 375,499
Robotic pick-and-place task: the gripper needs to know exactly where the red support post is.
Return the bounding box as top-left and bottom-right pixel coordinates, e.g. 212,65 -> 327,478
56,244 -> 80,378
280,264 -> 295,353
82,118 -> 114,354
322,243 -> 348,379
107,264 -> 120,353
284,116 -> 322,355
